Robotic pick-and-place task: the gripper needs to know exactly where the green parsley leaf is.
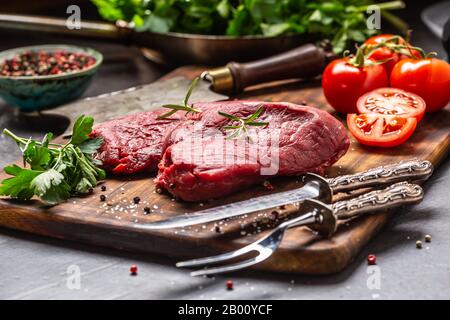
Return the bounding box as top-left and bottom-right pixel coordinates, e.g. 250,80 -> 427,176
78,137 -> 104,154
23,141 -> 51,171
70,115 -> 94,145
30,168 -> 64,195
39,184 -> 71,205
0,165 -> 42,200
30,169 -> 70,205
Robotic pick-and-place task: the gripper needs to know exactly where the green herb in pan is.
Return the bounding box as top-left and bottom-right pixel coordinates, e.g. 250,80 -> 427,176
92,0 -> 407,53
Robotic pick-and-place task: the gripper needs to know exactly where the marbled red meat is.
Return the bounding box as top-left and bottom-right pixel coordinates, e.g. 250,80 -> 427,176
154,101 -> 349,201
91,110 -> 184,174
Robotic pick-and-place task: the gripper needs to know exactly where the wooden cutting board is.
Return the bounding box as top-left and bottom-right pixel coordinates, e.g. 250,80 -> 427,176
0,66 -> 449,275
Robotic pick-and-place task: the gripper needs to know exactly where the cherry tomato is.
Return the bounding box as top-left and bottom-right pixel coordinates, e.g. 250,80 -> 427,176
365,34 -> 401,75
322,58 -> 388,113
357,88 -> 426,121
390,58 -> 450,112
347,113 -> 417,147
365,34 -> 421,76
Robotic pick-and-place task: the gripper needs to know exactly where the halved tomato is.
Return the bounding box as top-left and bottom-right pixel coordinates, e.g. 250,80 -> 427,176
347,113 -> 417,147
357,88 -> 426,121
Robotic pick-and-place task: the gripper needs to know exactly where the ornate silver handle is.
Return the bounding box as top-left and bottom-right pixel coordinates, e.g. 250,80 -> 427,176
332,182 -> 424,220
259,182 -> 423,238
327,159 -> 433,193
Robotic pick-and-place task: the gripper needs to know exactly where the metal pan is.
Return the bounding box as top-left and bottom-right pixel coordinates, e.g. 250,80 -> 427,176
0,13 -> 313,65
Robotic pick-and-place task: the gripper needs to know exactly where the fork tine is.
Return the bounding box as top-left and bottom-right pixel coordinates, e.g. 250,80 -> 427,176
176,229 -> 279,268
189,248 -> 274,276
176,243 -> 261,268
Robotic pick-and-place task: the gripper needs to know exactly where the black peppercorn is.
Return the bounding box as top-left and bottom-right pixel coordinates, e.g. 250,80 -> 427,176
100,194 -> 106,202
144,207 -> 151,214
271,210 -> 279,220
133,196 -> 141,204
101,185 -> 106,191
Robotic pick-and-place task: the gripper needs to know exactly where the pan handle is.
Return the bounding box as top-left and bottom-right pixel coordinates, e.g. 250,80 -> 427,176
202,43 -> 335,94
0,13 -> 128,41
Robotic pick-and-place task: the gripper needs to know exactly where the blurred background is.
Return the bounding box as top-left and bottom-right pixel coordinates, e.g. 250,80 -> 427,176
0,1 -> 447,123
1,0 -> 447,82
0,0 -> 447,137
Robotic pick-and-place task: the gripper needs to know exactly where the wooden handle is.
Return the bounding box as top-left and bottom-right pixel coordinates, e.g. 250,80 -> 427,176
226,44 -> 328,93
0,14 -> 126,40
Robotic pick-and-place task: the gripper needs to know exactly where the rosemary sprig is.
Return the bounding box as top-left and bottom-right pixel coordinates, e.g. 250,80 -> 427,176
218,106 -> 269,141
157,77 -> 202,119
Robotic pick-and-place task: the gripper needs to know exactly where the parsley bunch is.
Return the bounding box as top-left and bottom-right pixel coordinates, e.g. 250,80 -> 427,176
0,115 -> 105,205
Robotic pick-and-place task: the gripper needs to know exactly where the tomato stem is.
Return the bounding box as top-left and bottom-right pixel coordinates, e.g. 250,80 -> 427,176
354,46 -> 366,68
347,44 -> 390,68
425,52 -> 438,59
362,35 -> 427,60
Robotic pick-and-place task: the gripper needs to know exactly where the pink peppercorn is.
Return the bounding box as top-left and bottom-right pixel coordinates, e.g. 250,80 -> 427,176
0,50 -> 96,77
130,264 -> 138,275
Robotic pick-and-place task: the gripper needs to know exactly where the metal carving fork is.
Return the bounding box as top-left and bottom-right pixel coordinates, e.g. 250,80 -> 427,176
176,182 -> 424,276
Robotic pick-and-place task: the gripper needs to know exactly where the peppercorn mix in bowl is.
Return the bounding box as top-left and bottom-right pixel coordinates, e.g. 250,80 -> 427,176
0,44 -> 102,112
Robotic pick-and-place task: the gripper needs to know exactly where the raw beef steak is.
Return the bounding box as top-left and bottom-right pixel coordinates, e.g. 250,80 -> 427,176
91,110 -> 184,174
155,101 -> 349,201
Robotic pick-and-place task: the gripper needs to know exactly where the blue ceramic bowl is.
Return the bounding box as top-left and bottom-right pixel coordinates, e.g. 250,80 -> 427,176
0,44 -> 102,112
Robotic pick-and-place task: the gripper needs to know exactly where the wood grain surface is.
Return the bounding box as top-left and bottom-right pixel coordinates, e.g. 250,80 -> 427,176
0,66 -> 449,275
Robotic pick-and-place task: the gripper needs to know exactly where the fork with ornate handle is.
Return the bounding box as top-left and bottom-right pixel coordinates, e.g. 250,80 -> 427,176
177,182 -> 424,276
